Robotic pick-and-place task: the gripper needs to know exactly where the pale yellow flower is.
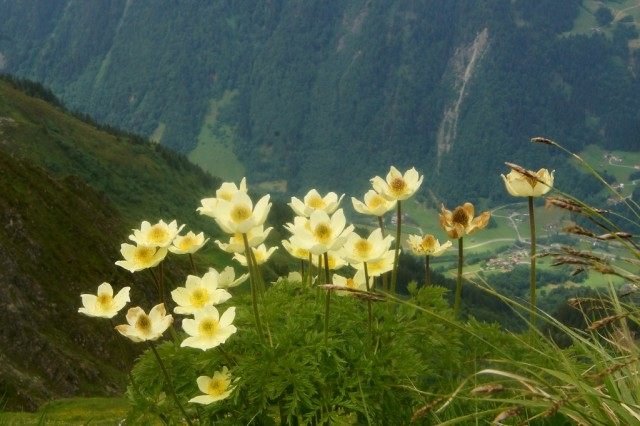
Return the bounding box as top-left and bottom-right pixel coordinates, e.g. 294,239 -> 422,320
332,270 -> 367,296
273,271 -> 303,284
339,228 -> 394,265
169,231 -> 209,255
129,220 -> 184,248
78,283 -> 130,319
233,244 -> 277,266
289,209 -> 354,255
407,234 -> 452,256
171,272 -> 232,315
289,189 -> 344,217
353,249 -> 395,277
115,243 -> 168,273
217,266 -> 249,289
371,166 -> 423,201
197,178 -> 248,219
281,238 -> 310,260
215,225 -> 272,253
351,190 -> 397,216
189,367 -> 235,405
213,191 -> 271,234
501,168 -> 554,197
439,203 -> 491,239
115,304 -> 173,342
326,251 -> 348,271
181,306 -> 237,351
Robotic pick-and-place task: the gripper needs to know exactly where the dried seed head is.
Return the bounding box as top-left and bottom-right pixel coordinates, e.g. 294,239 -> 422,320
470,383 -> 505,395
531,136 -> 555,145
564,225 -> 595,238
587,314 -> 627,331
493,406 -> 523,423
596,232 -> 633,240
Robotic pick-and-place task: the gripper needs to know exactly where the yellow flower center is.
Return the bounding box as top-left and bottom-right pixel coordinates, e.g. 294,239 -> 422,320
368,195 -> 385,209
390,177 -> 407,195
189,288 -> 210,308
346,278 -> 356,289
327,255 -> 337,269
135,314 -> 152,335
133,246 -> 155,265
178,236 -> 196,250
307,195 -> 326,209
354,239 -> 372,258
313,223 -> 332,244
207,376 -> 229,396
96,293 -> 114,310
230,205 -> 251,223
148,225 -> 169,244
199,318 -> 220,337
218,190 -> 233,201
421,235 -> 437,252
452,207 -> 470,226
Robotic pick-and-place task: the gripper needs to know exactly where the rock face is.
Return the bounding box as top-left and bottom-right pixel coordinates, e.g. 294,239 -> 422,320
0,148 -> 136,410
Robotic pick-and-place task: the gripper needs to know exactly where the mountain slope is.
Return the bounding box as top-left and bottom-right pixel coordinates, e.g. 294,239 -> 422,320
2,0 -> 638,201
0,78 -> 229,410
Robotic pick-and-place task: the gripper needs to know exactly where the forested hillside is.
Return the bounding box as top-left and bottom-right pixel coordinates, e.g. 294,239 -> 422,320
0,78 -> 227,409
1,0 -> 638,201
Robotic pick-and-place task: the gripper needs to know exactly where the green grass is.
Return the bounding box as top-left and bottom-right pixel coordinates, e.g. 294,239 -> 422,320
579,144 -> 640,197
0,398 -> 130,425
188,90 -> 246,181
568,0 -> 640,38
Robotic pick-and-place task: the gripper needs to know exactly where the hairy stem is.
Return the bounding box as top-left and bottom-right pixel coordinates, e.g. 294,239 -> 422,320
454,237 -> 464,317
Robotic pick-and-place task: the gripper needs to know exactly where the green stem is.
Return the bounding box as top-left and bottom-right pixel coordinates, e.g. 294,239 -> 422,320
528,196 -> 537,329
149,342 -> 193,426
391,201 -> 402,293
188,253 -> 198,275
425,255 -> 431,287
242,233 -> 264,344
323,252 -> 331,346
364,262 -> 373,339
307,253 -> 313,286
378,216 -> 389,291
454,237 -> 464,317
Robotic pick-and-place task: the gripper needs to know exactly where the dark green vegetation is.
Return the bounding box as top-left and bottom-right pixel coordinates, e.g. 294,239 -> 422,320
0,77 -> 230,410
1,1 -> 639,201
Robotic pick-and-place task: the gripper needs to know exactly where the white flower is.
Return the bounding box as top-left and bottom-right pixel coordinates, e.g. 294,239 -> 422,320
115,243 -> 168,273
78,283 -> 130,319
233,244 -> 277,266
115,304 -> 173,342
406,234 -> 452,257
214,191 -> 271,234
332,270 -> 367,295
353,249 -> 395,277
181,306 -> 237,351
217,266 -> 249,289
189,367 -> 235,405
171,272 -> 232,315
273,271 -> 303,284
371,166 -> 423,201
129,220 -> 184,248
281,238 -> 310,261
289,209 -> 354,255
289,189 -> 344,217
215,225 -> 272,253
339,228 -> 394,265
197,178 -> 248,219
501,168 -> 554,197
351,190 -> 397,216
169,231 -> 209,255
